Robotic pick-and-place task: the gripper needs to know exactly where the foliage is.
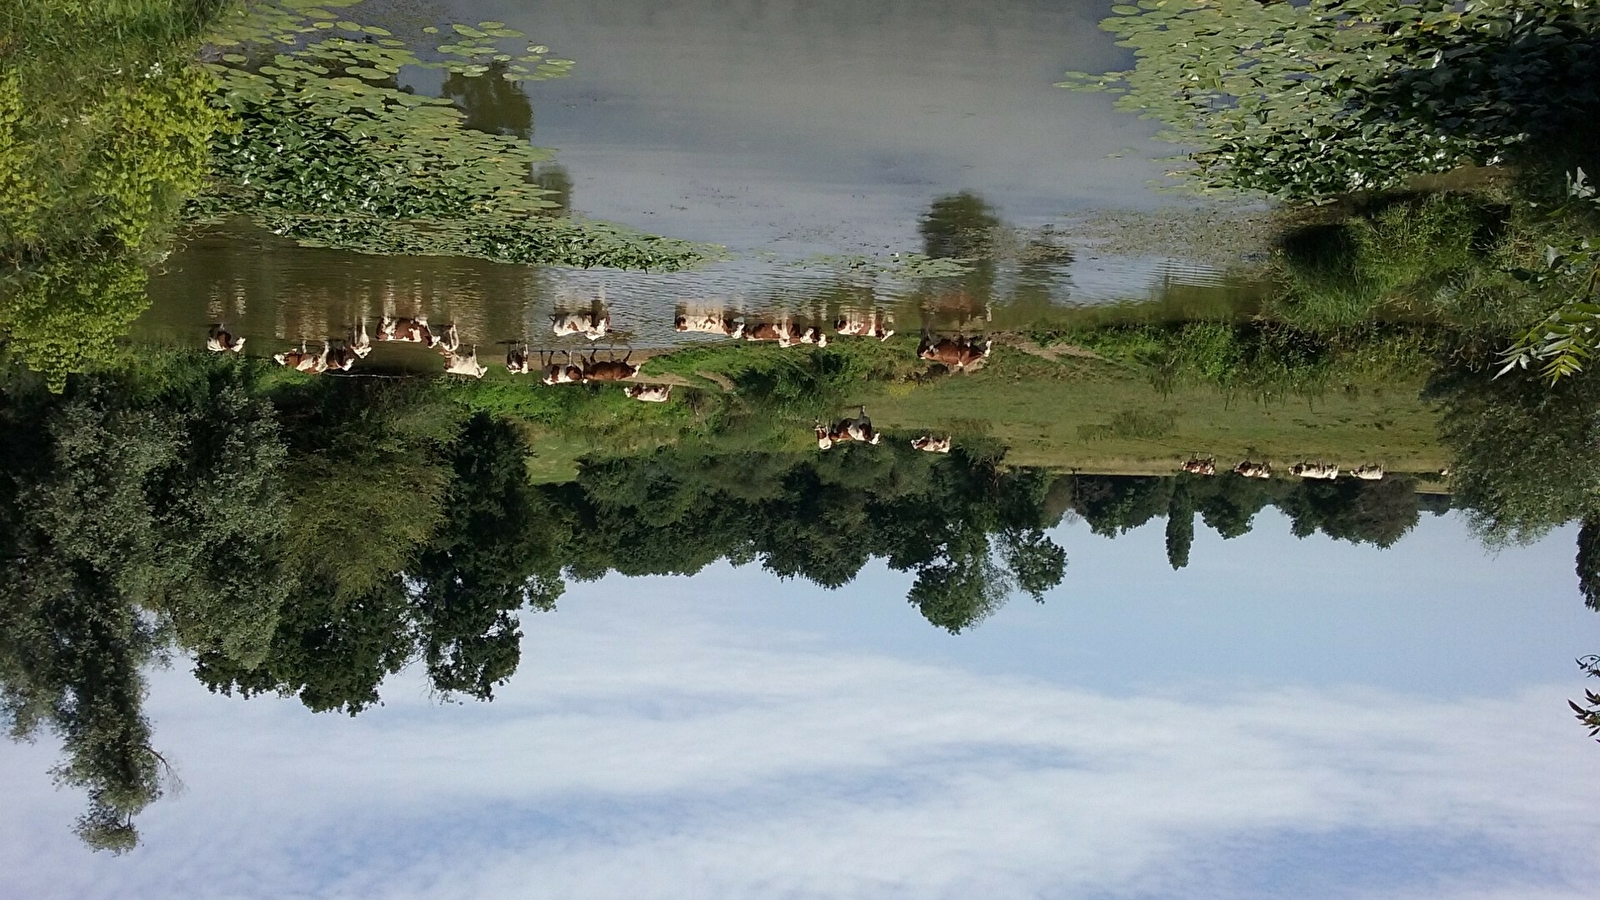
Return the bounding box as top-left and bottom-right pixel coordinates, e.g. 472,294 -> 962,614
1063,0 -> 1600,201
1059,469 -> 1423,555
1571,654 -> 1600,742
1059,320 -> 1443,400
0,254 -> 151,391
0,3 -> 231,388
1165,480 -> 1195,570
193,1 -> 706,270
1274,194 -> 1499,327
0,353 -> 286,852
1495,229 -> 1600,381
1577,517 -> 1600,612
1426,359 -> 1600,544
1278,476 -> 1419,549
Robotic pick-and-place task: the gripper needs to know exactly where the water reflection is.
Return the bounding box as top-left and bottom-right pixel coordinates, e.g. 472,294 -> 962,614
136,188 -> 1235,364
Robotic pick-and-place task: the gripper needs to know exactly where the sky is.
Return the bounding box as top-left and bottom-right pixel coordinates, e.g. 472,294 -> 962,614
4,510 -> 1599,900
417,0 -> 1178,253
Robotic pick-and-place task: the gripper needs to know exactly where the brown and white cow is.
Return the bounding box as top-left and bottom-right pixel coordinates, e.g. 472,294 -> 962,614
431,323 -> 462,355
796,325 -> 829,348
1351,464 -> 1385,481
1181,457 -> 1217,476
443,347 -> 487,379
325,341 -> 359,372
675,310 -> 744,338
273,341 -> 328,374
551,311 -> 610,341
918,333 -> 992,372
743,321 -> 795,346
349,321 -> 373,358
835,310 -> 895,341
506,344 -> 532,375
816,407 -> 881,449
1233,460 -> 1272,479
912,435 -> 951,453
580,350 -> 643,383
540,350 -> 584,385
206,324 -> 245,353
379,316 -> 434,346
624,384 -> 673,403
1291,462 -> 1339,480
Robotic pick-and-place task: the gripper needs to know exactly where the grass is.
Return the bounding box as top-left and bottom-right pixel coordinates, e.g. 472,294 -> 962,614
418,333 -> 1450,477
856,345 -> 1446,474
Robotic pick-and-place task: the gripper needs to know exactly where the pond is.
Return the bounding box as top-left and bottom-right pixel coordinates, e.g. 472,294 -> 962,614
4,1 -> 1600,898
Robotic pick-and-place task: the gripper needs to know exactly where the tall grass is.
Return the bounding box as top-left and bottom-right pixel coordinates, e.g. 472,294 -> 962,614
1272,194 -> 1498,328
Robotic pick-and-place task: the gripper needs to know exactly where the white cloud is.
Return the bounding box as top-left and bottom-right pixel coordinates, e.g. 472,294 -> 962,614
3,576 -> 1599,900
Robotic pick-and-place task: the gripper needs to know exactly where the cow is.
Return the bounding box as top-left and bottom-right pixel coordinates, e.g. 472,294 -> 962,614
581,349 -> 643,383
1352,464 -> 1384,481
540,350 -> 584,385
273,341 -> 328,374
912,435 -> 951,453
443,347 -> 487,379
1291,462 -> 1339,480
506,344 -> 532,374
814,423 -> 836,450
1181,457 -> 1216,476
379,316 -> 434,345
795,325 -> 829,348
325,341 -> 359,372
743,321 -> 794,346
349,321 -> 373,358
1233,460 -> 1271,479
206,324 -> 245,353
835,310 -> 894,341
675,311 -> 744,338
918,333 -> 992,372
816,407 -> 881,449
431,323 -> 462,354
551,311 -> 610,341
624,384 -> 673,403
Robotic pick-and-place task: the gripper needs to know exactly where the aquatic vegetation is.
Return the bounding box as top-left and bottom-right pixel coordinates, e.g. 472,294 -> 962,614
195,1 -> 707,270
1062,0 -> 1600,201
0,0 -> 709,390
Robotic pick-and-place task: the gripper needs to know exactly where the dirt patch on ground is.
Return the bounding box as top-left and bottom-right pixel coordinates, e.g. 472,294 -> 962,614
694,370 -> 737,392
630,371 -> 698,387
1001,334 -> 1104,363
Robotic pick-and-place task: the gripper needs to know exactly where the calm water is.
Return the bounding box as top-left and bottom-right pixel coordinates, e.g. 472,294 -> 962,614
136,0 -> 1244,359
7,1 -> 1600,899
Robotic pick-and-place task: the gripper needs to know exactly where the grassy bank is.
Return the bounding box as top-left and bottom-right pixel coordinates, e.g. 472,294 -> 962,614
344,326 -> 1454,480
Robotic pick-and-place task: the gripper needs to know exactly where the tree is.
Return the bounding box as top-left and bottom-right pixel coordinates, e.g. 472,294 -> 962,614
1072,476 -> 1173,537
1577,517 -> 1600,612
413,414 -> 565,699
1280,477 -> 1420,549
1426,361 -> 1600,543
1165,481 -> 1196,570
442,61 -> 534,139
1063,0 -> 1600,201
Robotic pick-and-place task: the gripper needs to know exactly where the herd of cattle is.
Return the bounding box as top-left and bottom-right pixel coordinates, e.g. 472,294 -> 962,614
811,407 -> 951,454
1180,457 -> 1387,481
209,316 -> 1395,468
206,306 -> 987,395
